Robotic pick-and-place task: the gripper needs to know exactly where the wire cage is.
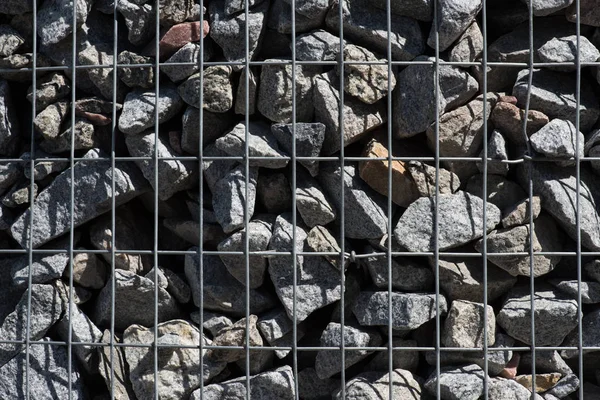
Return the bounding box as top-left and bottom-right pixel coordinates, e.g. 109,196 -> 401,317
0,0 -> 598,398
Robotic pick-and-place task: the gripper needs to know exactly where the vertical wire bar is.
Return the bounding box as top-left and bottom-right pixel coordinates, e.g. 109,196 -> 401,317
24,0 -> 39,397
153,0 -> 161,397
337,0 -> 346,396
574,0 -> 584,398
481,1 -> 489,398
67,0 -> 80,396
110,0 -> 119,396
384,0 -> 393,396
244,0 -> 251,395
432,0 -> 441,398
290,0 -> 299,398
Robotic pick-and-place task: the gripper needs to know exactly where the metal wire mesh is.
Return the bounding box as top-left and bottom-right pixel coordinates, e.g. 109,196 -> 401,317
0,0 -> 594,398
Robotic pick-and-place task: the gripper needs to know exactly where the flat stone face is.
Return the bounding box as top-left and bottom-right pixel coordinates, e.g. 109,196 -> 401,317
428,0 -> 482,52
425,364 -> 485,400
179,66 -> 234,112
296,170 -> 337,227
118,84 -> 184,134
442,300 -> 495,348
562,309 -> 600,359
364,248 -> 433,292
10,149 -> 148,248
341,44 -> 395,105
212,165 -> 259,233
537,35 -> 599,71
271,122 -> 325,176
530,119 -> 584,164
295,30 -> 343,61
334,369 -> 423,400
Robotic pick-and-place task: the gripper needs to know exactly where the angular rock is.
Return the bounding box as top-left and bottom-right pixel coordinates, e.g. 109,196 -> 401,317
271,122 -> 325,176
27,72 -> 71,112
117,0 -> 154,45
353,291 -> 447,332
502,196 -> 541,228
179,66 -> 233,112
562,308 -> 600,359
466,174 -> 526,211
298,368 -> 341,400
215,122 -> 289,168
442,300 -> 495,348
181,107 -> 234,156
41,117 -> 97,154
565,0 -> 600,26
513,68 -> 599,133
538,35 -> 599,71
394,190 -> 501,252
428,0 -> 481,52
94,270 -> 183,331
306,225 -> 346,270
425,364 -> 485,400
98,330 -> 137,400
212,165 -> 258,233
9,253 -> 70,288
319,164 -> 388,239
491,101 -> 549,148
196,311 -> 234,337
152,21 -> 209,60
550,280 -> 600,304
519,350 -> 573,377
235,67 -> 257,115
185,250 -> 276,316
37,0 -> 91,46
523,0 -> 573,15
515,373 -> 561,393
10,149 -> 149,248
449,22 -> 483,63
315,322 -> 382,379
314,71 -> 385,154
118,51 -> 154,89
34,101 -> 69,141
0,25 -> 24,58
407,161 -> 461,197
334,369 -> 424,400
365,247 -> 433,292
55,303 -> 102,372
268,213 -> 342,321
539,374 -> 579,398
366,338 -> 419,372
146,266 -> 192,304
530,118 -> 584,165
477,130 -> 509,176
69,251 -> 106,289
295,30 -> 342,61
497,286 -> 578,346
296,170 -> 337,227
208,315 -> 263,363
267,0 -> 326,35
163,43 -> 203,82
257,171 -> 292,213
341,44 -> 395,104
78,44 -> 117,100
118,84 -> 184,134
159,0 -> 197,26
489,377 -> 544,400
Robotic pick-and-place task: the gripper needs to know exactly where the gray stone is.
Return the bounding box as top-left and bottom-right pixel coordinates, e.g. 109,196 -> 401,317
365,247 -> 434,291
0,338 -> 85,400
502,196 -> 542,229
118,51 -> 154,89
489,377 -> 544,400
353,291 -> 447,332
530,119 -> 584,165
0,25 -> 24,57
282,0 -> 328,18
295,30 -> 342,61
9,253 -> 70,288
394,190 -> 501,252
208,315 -> 263,363
442,300 -> 495,348
475,214 -> 563,277
2,181 -> 36,207
334,369 -> 424,400
235,67 -> 257,115
181,107 -> 234,156
29,159 -> 69,181
55,303 -> 102,373
257,171 -> 292,213
538,35 -> 599,71
449,22 -> 483,63
268,213 -> 342,322
202,144 -> 238,192
497,286 -> 578,346
516,162 -> 600,251
212,165 -> 258,233
146,266 -> 191,304
523,0 -> 573,16
40,117 -> 97,154
217,218 -> 272,288
69,251 -> 107,289
341,44 -> 396,104
586,259 -> 600,282
223,0 -> 264,15
477,130 -> 509,176
0,53 -> 53,82
550,280 -> 600,304
185,250 -> 276,316
257,60 -> 319,123
159,0 -> 197,26
306,225 -> 346,271
466,174 -> 526,211
268,0 -> 327,34
0,161 -> 21,196
192,366 -> 296,400
0,0 -> 33,14
78,44 -> 116,100
425,364 -> 485,400
37,0 -> 91,46
271,122 -> 325,176
542,374 -> 579,399
94,270 -> 183,331
209,0 -> 268,66
585,129 -> 600,174
26,72 -> 71,113
10,149 -> 149,248
215,122 -> 289,168
315,322 -> 382,379
179,66 -> 233,112
296,170 -> 336,227
118,84 -> 184,134
124,320 -> 226,400
426,93 -> 500,180
298,368 -> 341,400
118,0 -> 154,45
126,131 -> 198,200
326,0 -> 425,61
519,350 -> 573,377
314,71 -> 385,154
366,338 -> 420,372
198,311 -> 234,337
407,161 -> 461,197
566,0 -> 600,26
256,307 -> 305,357
0,284 -> 63,367
428,0 -> 482,52
562,309 -> 600,359
513,68 -> 599,133
163,43 -> 204,82
319,164 -> 388,239
98,330 -> 136,400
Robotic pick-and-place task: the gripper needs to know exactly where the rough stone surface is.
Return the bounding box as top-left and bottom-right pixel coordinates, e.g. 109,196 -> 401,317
55,303 -> 102,372
341,44 -> 395,104
235,67 -> 257,115
442,300 -> 495,348
365,247 -> 433,292
550,280 -> 600,304
538,35 -> 599,71
257,171 -> 292,213
306,225 -> 346,271
425,364 -> 485,400
295,170 -> 337,227
502,196 -> 542,228
449,22 -> 483,63
98,330 -> 136,400
37,0 -> 91,46
477,130 -> 509,176
466,174 -> 526,211
212,165 -> 258,233
489,378 -> 544,400
298,368 -> 341,400
428,0 -> 482,52
271,122 -> 325,176
491,101 -> 549,148
0,25 -> 24,58
179,66 -> 233,112
0,79 -> 20,155
530,118 -> 584,165
295,30 -> 342,61
407,161 -> 461,197
118,85 -> 184,134
562,308 -> 600,359
163,43 -> 203,82
334,369 -> 424,400
208,315 -> 263,363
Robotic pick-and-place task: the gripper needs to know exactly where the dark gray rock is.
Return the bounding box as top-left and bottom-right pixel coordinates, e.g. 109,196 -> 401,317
235,67 -> 257,115
425,364 -> 485,400
538,35 -> 599,71
366,338 -> 419,372
477,130 -> 509,176
519,350 -> 573,377
159,0 -> 198,26
341,44 -> 396,104
449,22 -> 483,63
212,165 -> 258,233
78,44 -> 117,100
9,253 -> 69,288
298,368 -> 341,400
0,161 -> 20,197
202,144 -> 238,192
0,0 -> 33,14
37,0 -> 91,46
271,122 -> 325,176
224,0 -> 265,15
334,369 -> 424,400
295,30 -> 342,61
185,249 -> 276,316
181,107 -> 234,156
353,291 -> 448,332
268,0 -> 327,34
55,303 -> 102,373
146,266 -> 191,304
306,225 -> 346,271
562,309 -> 600,359
313,71 -> 385,154
315,322 -> 382,379
530,119 -> 584,165
217,218 -> 272,288
257,171 -> 292,214
466,174 -> 526,211
542,374 -> 579,399
93,269 -> 183,331
256,307 -> 306,358
550,280 -> 600,304
209,0 -> 268,66
326,0 -> 425,61
118,84 -> 184,134
296,170 -> 336,227
370,0 -> 432,19
318,164 -> 388,240
215,122 -> 289,168
196,311 -> 234,337
118,51 -> 154,89
282,0 -> 328,18
513,68 -> 599,133
179,66 -> 233,112
0,338 -> 85,400
365,247 -> 434,291
427,0 -> 482,52
126,131 -> 198,200
10,149 -> 149,248
118,0 -> 154,45
70,251 -> 107,290
163,43 -> 205,82
27,72 -> 71,113
0,25 -> 24,57
497,286 -> 578,346
394,190 -> 501,252
192,366 -> 296,400
268,213 -> 342,321
442,300 -> 495,348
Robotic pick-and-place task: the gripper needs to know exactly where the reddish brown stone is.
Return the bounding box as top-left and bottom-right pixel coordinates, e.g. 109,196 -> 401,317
148,21 -> 210,59
498,95 -> 518,105
499,352 -> 520,379
75,110 -> 111,126
491,102 -> 549,146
